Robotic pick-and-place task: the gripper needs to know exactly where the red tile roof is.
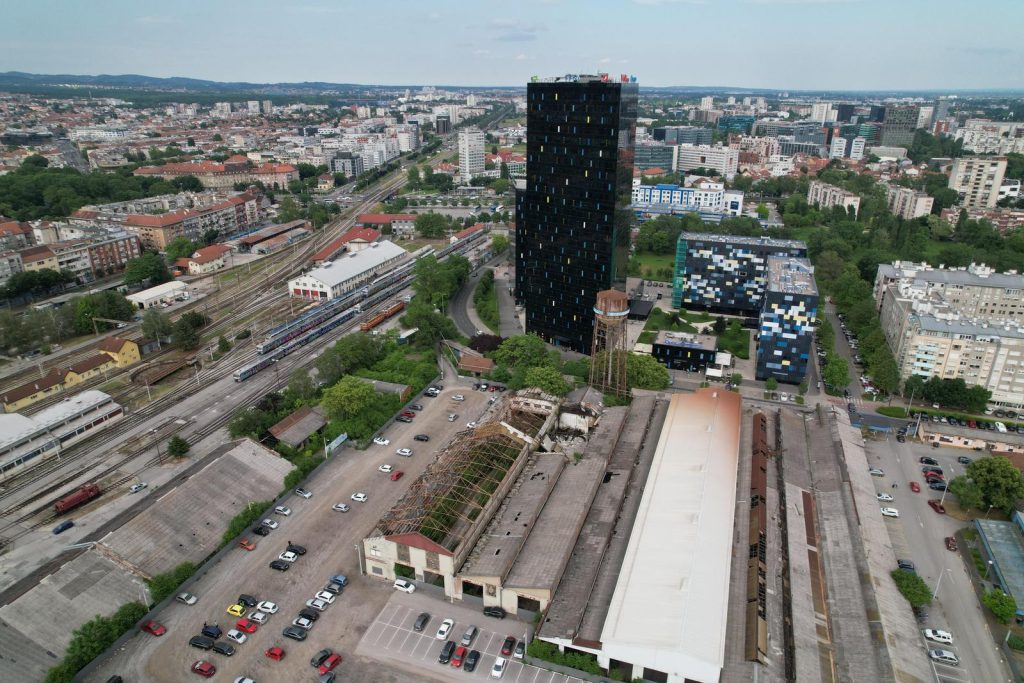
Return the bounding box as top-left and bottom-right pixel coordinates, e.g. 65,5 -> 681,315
454,225 -> 483,240
1,368 -> 67,404
311,227 -> 381,263
385,532 -> 453,557
97,336 -> 131,353
19,245 -> 55,263
0,221 -> 29,236
69,353 -> 114,375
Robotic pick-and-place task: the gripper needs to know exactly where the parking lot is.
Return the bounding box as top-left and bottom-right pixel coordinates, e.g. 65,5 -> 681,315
359,592 -> 587,683
85,380 -> 498,683
867,434 -> 1013,683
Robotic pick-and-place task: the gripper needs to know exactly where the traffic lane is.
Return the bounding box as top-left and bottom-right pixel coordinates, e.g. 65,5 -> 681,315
874,437 -> 1012,683
361,598 -> 581,683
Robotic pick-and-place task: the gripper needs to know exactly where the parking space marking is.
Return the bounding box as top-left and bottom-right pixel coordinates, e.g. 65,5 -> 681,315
397,627 -> 414,653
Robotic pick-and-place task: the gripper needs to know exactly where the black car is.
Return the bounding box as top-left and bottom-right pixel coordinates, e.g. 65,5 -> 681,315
922,466 -> 944,475
414,612 -> 430,632
896,435 -> 906,443
464,649 -> 481,672
105,677 -> 124,683
929,482 -> 948,491
286,544 -> 307,556
414,434 -> 430,442
298,608 -> 320,622
269,559 -> 291,571
438,640 -> 456,664
283,625 -> 308,641
212,640 -> 235,656
919,457 -> 938,466
238,593 -> 258,607
201,624 -> 222,639
189,635 -> 215,650
311,648 -> 333,667
396,416 -> 413,423
320,673 -> 336,683
897,559 -> 915,572
483,606 -> 507,619
253,525 -> 270,536
958,456 -> 973,465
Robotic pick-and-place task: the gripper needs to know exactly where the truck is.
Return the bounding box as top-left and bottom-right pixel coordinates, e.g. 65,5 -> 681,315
54,483 -> 101,514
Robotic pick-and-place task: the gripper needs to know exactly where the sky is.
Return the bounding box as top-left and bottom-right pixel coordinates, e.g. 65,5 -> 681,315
5,0 -> 1024,91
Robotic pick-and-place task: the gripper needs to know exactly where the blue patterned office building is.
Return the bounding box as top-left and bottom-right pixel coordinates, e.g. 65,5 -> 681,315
756,257 -> 818,384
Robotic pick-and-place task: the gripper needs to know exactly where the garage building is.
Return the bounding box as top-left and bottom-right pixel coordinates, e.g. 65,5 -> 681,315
125,280 -> 187,309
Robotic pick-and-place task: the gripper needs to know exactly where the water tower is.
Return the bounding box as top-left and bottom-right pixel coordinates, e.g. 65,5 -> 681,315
589,289 -> 630,398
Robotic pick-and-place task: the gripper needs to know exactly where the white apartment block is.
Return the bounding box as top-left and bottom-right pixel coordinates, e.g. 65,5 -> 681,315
458,127 -> 485,184
811,102 -> 833,123
807,180 -> 860,217
1000,179 -> 1021,202
69,127 -> 130,142
631,181 -> 744,217
949,156 -> 1007,209
874,261 -> 1024,324
699,96 -> 714,111
955,119 -> 1024,155
886,185 -> 934,220
675,144 -> 738,180
848,136 -> 866,161
829,137 -> 847,159
877,276 -> 1024,410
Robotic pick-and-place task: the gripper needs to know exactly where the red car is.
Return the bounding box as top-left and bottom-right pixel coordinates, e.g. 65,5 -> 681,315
909,481 -> 921,493
140,620 -> 166,636
928,500 -> 946,514
390,471 -> 404,481
191,661 -> 216,678
451,645 -> 468,668
318,653 -> 343,675
501,636 -> 516,656
265,646 -> 285,660
235,618 -> 258,633
923,470 -> 944,480
238,539 -> 256,551
945,536 -> 958,551
400,411 -> 416,418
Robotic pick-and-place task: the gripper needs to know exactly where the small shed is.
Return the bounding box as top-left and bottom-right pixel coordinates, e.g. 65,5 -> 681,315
269,405 -> 327,449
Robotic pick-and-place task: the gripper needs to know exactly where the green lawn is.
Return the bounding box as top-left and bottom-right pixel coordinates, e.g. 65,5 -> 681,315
717,321 -> 750,359
643,307 -> 697,333
631,251 -> 675,282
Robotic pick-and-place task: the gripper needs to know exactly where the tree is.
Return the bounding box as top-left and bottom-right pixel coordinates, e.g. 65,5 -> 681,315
492,234 -> 509,254
172,316 -> 200,350
217,335 -> 231,354
321,375 -> 376,421
890,569 -> 932,607
948,476 -> 985,511
627,353 -> 670,390
415,212 -> 448,238
164,237 -> 198,262
167,436 -> 190,457
961,457 -> 1024,513
494,334 -> 549,370
401,300 -> 457,345
765,377 -> 779,392
407,165 -> 421,188
756,203 -> 769,220
823,353 -> 851,389
522,365 -> 570,396
712,317 -> 728,335
123,252 -> 171,287
141,308 -> 171,340
730,373 -> 743,387
287,368 -> 317,401
469,333 -> 504,353
983,589 -> 1018,624
296,162 -> 318,179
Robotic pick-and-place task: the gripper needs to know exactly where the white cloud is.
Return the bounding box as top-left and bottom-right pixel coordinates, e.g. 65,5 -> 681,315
599,57 -> 612,64
474,49 -> 491,56
515,53 -> 529,61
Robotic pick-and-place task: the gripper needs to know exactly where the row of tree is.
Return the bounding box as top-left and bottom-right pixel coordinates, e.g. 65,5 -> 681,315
0,290 -> 135,355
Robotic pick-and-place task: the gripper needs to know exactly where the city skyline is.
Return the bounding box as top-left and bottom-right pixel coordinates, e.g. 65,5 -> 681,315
6,0 -> 1024,91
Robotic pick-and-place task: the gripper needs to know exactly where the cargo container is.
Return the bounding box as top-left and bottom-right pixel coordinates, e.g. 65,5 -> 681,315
54,483 -> 101,514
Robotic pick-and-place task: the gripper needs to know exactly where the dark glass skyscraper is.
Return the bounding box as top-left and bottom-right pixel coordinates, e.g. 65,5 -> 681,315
515,75 -> 637,353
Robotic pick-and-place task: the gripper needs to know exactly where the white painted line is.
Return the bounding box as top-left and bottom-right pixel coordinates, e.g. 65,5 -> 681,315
398,628 -> 414,653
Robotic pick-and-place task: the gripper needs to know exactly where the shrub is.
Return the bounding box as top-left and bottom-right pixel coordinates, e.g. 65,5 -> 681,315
890,569 -> 932,607
167,435 -> 190,457
147,562 -> 197,605
44,601 -> 148,683
983,589 -> 1017,624
1008,634 -> 1024,652
221,500 -> 272,547
527,640 -> 605,676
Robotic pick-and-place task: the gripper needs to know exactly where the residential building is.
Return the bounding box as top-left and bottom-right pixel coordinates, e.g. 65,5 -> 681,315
700,96 -> 714,111
355,213 -> 417,237
916,106 -> 935,131
675,144 -> 738,179
949,157 -> 1008,209
96,337 -> 141,368
0,251 -> 22,287
874,261 -> 1024,323
133,156 -> 298,190
458,127 -> 485,183
955,120 -> 1024,155
886,185 -> 934,220
651,331 -> 717,371
940,206 -> 1024,234
174,244 -> 232,275
330,151 -> 364,178
631,182 -> 743,217
880,105 -> 919,147
516,74 -> 638,353
756,257 -> 818,384
1000,179 -> 1022,202
673,233 -> 807,314
86,234 -> 143,278
807,180 -> 861,217
0,221 -> 32,251
848,136 -> 866,161
435,114 -> 451,135
48,240 -> 94,282
634,144 -> 676,172
811,102 -> 833,123
288,240 -> 408,300
829,136 -> 847,159
117,194 -> 259,250
19,245 -> 59,273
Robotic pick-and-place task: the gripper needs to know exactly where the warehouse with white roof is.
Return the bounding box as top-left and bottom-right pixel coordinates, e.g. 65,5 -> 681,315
288,239 -> 408,300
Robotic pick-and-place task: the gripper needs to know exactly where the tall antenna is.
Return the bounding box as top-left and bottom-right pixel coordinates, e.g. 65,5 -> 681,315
588,289 -> 629,398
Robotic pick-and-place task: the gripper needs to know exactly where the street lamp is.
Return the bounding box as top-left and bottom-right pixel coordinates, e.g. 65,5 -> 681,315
986,560 -> 995,581
986,504 -> 995,519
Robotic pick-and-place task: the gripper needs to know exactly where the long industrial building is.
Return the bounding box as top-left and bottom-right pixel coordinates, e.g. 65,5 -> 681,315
288,240 -> 408,300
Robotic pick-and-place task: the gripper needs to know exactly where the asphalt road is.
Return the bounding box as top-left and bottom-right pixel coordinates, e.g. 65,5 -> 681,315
870,435 -> 1013,683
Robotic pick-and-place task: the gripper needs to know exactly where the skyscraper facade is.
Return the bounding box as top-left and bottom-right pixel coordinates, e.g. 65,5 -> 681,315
880,105 -> 920,147
515,75 -> 638,353
458,127 -> 485,183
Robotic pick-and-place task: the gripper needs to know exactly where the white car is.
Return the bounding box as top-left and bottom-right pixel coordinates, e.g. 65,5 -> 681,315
452,394 -> 465,401
332,503 -> 350,513
257,601 -> 278,614
129,482 -> 148,494
225,629 -> 247,644
292,616 -> 315,629
314,591 -> 336,604
880,507 -> 900,518
924,629 -> 954,645
869,468 -> 885,477
351,492 -> 368,503
466,422 -> 478,429
491,656 -> 507,678
436,617 -> 454,640
373,437 -> 390,446
247,610 -> 268,625
379,464 -> 394,473
396,448 -> 412,457
448,413 -> 458,422
234,678 -> 256,683
176,592 -> 198,606
305,598 -> 328,612
261,519 -> 279,529
278,551 -> 298,563
294,488 -> 312,499
393,579 -> 416,593
274,506 -> 291,516
876,493 -> 894,502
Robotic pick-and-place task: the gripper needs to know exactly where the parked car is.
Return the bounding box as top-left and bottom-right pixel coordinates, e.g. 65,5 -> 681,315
294,488 -> 312,499
247,611 -> 268,625
211,640 -> 235,656
513,640 -> 525,659
928,649 -> 959,666
311,649 -> 333,668
414,434 -> 430,442
269,560 -> 290,571
909,481 -> 921,493
238,539 -> 256,551
278,551 -> 299,563
201,624 -> 223,639
400,411 -> 416,418
286,543 -> 306,556
292,616 -> 315,630
235,619 -> 258,633
414,613 -> 431,632
141,620 -> 166,636
396,416 -> 413,423
227,603 -> 245,617
299,608 -> 320,622
928,500 -> 946,514
261,519 -> 279,530
323,582 -> 344,595
351,492 -> 368,502
252,526 -> 270,537
177,592 -> 198,606
945,536 -> 958,552
483,606 -> 507,619
876,493 -> 894,502
391,471 -> 404,481
257,600 -> 278,614
318,653 -> 343,675
225,629 -> 247,645
491,656 -> 507,679
274,506 -> 291,516
436,618 -> 455,640
880,507 -> 900,518
897,559 -> 915,572
439,640 -> 456,665
919,457 -> 938,466
265,646 -> 285,660
306,599 -> 328,611
451,645 -> 468,668
190,636 -> 215,651
929,482 -> 948,491
869,468 -> 885,477
500,636 -> 516,656
191,661 -> 216,678
283,626 -> 308,641
52,520 -> 75,535
397,448 -> 413,457
373,437 -> 390,446
464,649 -> 481,672
925,629 -> 954,645
332,503 -> 350,512
958,456 -> 973,465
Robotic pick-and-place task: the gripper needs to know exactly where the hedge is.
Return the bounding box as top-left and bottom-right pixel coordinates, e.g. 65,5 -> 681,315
147,561 -> 197,605
44,601 -> 147,683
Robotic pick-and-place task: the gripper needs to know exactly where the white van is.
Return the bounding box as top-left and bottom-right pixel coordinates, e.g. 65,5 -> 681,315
996,421 -> 1008,433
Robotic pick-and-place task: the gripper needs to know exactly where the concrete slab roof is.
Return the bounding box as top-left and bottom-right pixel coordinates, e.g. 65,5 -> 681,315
99,439 -> 291,577
599,388 -> 741,683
